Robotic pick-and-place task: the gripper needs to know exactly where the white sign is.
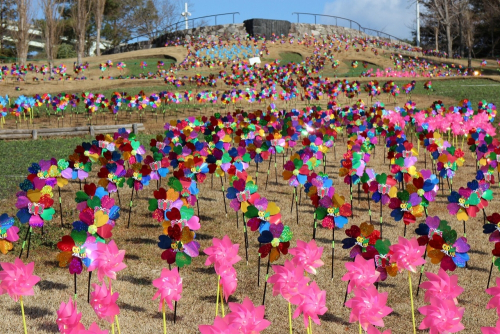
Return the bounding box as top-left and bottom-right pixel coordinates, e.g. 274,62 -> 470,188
249,57 -> 261,65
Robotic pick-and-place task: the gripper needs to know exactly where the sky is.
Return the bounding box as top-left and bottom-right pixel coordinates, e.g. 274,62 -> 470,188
188,0 -> 416,40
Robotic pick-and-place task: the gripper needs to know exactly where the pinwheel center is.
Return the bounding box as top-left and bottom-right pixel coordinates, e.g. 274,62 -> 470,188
74,162 -> 81,170
84,151 -> 90,157
158,199 -> 172,211
458,198 -> 469,208
271,238 -> 280,247
441,243 -> 456,257
355,236 -> 369,247
107,173 -> 117,183
256,148 -> 262,154
292,169 -> 300,176
28,202 -> 44,215
258,211 -> 268,220
150,162 -> 161,171
403,150 -> 412,158
400,202 -> 411,212
88,225 -> 98,235
133,172 -> 142,180
72,246 -> 87,258
171,219 -> 187,227
98,140 -> 109,149
37,171 -> 48,179
131,149 -> 137,155
156,142 -> 166,150
0,232 -> 7,239
417,189 -> 425,196
317,187 -> 328,197
236,190 -> 250,203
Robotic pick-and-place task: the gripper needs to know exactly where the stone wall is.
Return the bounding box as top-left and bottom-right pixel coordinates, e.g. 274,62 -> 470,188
104,20 -> 412,55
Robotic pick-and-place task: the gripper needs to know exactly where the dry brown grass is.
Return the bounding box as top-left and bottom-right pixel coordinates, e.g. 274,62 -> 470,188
0,91 -> 498,334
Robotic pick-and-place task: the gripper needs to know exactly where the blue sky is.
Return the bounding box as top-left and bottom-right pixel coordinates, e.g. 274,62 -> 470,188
188,0 -> 416,39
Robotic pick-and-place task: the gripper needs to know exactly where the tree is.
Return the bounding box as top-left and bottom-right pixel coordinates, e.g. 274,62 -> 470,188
69,0 -> 93,64
134,0 -> 181,41
40,0 -> 64,73
461,1 -> 475,70
101,0 -> 137,47
13,0 -> 33,66
94,0 -> 105,56
0,0 -> 15,57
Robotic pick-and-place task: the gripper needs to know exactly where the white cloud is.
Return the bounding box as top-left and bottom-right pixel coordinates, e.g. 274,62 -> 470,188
322,0 -> 416,40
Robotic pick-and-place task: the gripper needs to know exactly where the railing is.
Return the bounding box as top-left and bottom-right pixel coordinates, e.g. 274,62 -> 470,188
291,12 -> 403,42
126,12 -> 240,44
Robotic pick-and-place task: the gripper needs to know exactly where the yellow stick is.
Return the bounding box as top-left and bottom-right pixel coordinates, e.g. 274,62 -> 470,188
108,278 -> 116,334
408,271 -> 417,334
359,322 -> 362,334
220,284 -> 225,317
162,299 -> 167,334
288,302 -> 293,334
215,275 -> 220,317
309,316 -> 312,334
20,296 -> 27,334
115,315 -> 121,334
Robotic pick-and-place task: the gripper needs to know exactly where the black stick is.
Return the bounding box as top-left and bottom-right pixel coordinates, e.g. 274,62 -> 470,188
58,186 -> 64,227
174,267 -> 180,323
255,162 -> 259,185
312,217 -> 317,240
295,187 -> 299,225
275,152 -> 278,185
262,255 -> 271,306
416,248 -> 428,296
404,223 -> 407,237
127,189 -> 134,228
242,214 -> 249,265
380,200 -> 383,239
290,189 -> 295,213
197,196 -> 200,218
258,245 -> 261,287
488,260 -> 494,289
220,176 -> 227,215
331,228 -> 335,279
26,227 -> 32,259
74,273 -> 77,296
368,191 -> 372,223
265,154 -> 272,190
116,189 -> 121,207
18,226 -> 31,258
88,271 -> 92,303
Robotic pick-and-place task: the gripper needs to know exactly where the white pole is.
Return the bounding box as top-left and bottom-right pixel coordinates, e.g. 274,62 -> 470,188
181,3 -> 191,30
416,1 -> 420,47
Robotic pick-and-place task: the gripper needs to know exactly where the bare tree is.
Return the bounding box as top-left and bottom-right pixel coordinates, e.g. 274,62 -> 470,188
135,0 -> 181,41
462,1 -> 475,70
425,0 -> 455,56
13,0 -> 33,66
70,0 -> 93,64
40,0 -> 63,73
95,0 -> 105,56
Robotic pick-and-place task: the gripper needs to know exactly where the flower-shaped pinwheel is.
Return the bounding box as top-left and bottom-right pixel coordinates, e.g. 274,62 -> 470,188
97,163 -> 125,193
427,230 -> 470,271
16,188 -> 56,227
391,155 -> 418,184
315,194 -> 352,230
257,225 -> 293,263
485,213 -> 500,242
157,217 -> 200,268
75,184 -> 120,239
245,197 -> 281,233
56,227 -> 93,274
148,187 -> 185,223
283,154 -> 310,187
125,163 -> 151,191
0,214 -> 19,254
447,186 -> 481,221
185,156 -> 210,183
167,175 -> 199,207
342,222 -> 381,259
369,173 -> 397,204
226,177 -> 259,212
373,239 -> 398,281
406,170 -> 439,208
62,153 -> 92,181
161,204 -> 200,235
415,216 -> 453,247
144,153 -> 170,180
389,190 -> 424,225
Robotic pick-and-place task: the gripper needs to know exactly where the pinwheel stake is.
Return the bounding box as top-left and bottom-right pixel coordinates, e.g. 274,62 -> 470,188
88,272 -> 92,303
257,246 -> 261,287
58,186 -> 64,227
18,227 -> 31,259
196,196 -> 200,218
487,257 -> 495,289
416,249 -> 428,296
242,213 -> 249,265
262,255 -> 271,306
220,176 -> 227,216
312,214 -> 317,240
255,162 -> 259,185
74,273 -> 77,298
265,155 -> 272,190
331,227 -> 335,279
379,201 -> 384,239
116,189 -> 121,207
367,192 -> 372,223
127,189 -> 135,228
349,179 -> 353,214
295,188 -> 299,226
275,152 -> 278,185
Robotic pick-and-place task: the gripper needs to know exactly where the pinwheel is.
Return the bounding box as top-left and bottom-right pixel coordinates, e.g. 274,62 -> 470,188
185,156 -> 210,184
125,163 -> 152,191
373,239 -> 398,281
369,173 -> 397,236
157,213 -> 200,268
97,162 -> 126,194
144,153 -> 170,186
167,174 -> 199,207
389,190 -> 424,234
161,204 -> 201,235
245,197 -> 281,234
226,177 -> 259,213
0,213 -> 19,255
16,187 -> 56,228
427,230 -> 470,271
406,170 -> 439,213
342,222 -> 381,259
56,227 -> 93,275
75,184 -> 120,240
149,187 -> 186,223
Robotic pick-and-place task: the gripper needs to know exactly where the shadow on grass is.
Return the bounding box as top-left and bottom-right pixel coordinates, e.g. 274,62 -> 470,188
125,254 -> 141,260
38,280 -> 69,291
126,237 -> 157,245
193,267 -> 215,275
9,305 -> 53,319
36,322 -> 58,333
119,275 -> 152,286
467,265 -> 488,273
319,312 -> 350,326
199,295 -> 238,304
119,302 -> 147,313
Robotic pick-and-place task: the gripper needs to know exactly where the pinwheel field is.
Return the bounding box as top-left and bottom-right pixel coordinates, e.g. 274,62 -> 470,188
2,33 -> 500,334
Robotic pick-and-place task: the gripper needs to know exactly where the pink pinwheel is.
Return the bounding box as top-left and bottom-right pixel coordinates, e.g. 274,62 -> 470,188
87,240 -> 127,282
219,264 -> 238,302
204,235 -> 241,273
268,259 -> 310,304
199,316 -> 232,334
226,297 -> 271,333
486,277 -> 500,316
56,297 -> 85,334
418,297 -> 465,334
0,258 -> 40,301
420,269 -> 463,304
482,320 -> 500,334
152,267 -> 182,311
342,254 -> 380,293
389,236 -> 426,273
90,282 -> 120,323
293,281 -> 327,328
289,239 -> 324,275
367,325 -> 392,334
345,285 -> 393,331
77,322 -> 109,334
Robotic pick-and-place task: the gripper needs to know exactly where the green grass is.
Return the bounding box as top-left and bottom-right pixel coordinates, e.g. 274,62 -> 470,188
124,58 -> 176,77
278,52 -> 303,65
320,60 -> 382,78
393,78 -> 500,106
0,134 -> 156,200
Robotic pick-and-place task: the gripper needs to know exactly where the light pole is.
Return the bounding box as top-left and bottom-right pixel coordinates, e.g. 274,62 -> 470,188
181,2 -> 191,30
